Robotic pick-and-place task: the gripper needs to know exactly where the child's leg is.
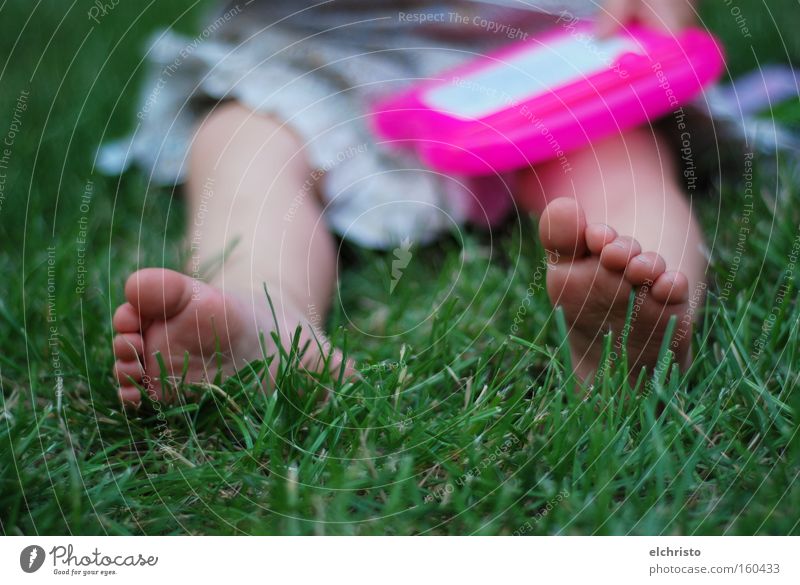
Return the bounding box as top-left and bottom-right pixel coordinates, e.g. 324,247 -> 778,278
112,102 -> 342,405
517,127 -> 705,378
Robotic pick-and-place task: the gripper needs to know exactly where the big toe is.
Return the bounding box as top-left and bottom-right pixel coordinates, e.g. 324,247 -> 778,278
125,268 -> 193,321
538,198 -> 587,260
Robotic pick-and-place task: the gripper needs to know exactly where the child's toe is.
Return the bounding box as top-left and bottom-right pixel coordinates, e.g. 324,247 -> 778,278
118,385 -> 142,408
114,360 -> 144,386
625,251 -> 666,286
113,333 -> 144,362
124,268 -> 193,321
585,223 -> 617,255
112,303 -> 144,334
599,236 -> 642,271
651,271 -> 690,304
538,198 -> 587,260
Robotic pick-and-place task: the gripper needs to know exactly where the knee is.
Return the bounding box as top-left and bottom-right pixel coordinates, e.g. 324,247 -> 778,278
193,101 -> 248,151
190,101 -> 304,169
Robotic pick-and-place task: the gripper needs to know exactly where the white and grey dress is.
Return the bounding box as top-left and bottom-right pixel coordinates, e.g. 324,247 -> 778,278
100,0 -> 607,248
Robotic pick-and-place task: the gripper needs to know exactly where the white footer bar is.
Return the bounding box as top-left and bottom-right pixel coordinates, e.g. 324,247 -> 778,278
1,536 -> 796,584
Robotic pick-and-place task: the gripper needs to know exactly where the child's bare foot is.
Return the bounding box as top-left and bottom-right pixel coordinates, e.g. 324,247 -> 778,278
112,268 -> 345,407
539,198 -> 692,380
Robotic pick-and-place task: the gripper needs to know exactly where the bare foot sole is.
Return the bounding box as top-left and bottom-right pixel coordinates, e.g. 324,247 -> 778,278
112,268 -> 348,407
539,198 -> 695,381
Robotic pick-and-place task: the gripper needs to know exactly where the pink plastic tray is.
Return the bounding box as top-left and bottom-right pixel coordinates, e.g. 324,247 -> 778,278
370,21 -> 725,175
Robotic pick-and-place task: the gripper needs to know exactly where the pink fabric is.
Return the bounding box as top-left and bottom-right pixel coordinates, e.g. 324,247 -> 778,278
465,173 -> 516,228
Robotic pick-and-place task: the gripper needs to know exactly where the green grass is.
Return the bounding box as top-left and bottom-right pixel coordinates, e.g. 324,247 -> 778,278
2,0 -> 800,535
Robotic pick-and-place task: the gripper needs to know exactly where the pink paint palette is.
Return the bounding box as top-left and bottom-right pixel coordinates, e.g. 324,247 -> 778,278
371,21 -> 725,175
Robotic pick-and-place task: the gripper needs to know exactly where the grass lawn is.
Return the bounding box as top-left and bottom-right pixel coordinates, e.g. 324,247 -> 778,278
2,0 -> 800,535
